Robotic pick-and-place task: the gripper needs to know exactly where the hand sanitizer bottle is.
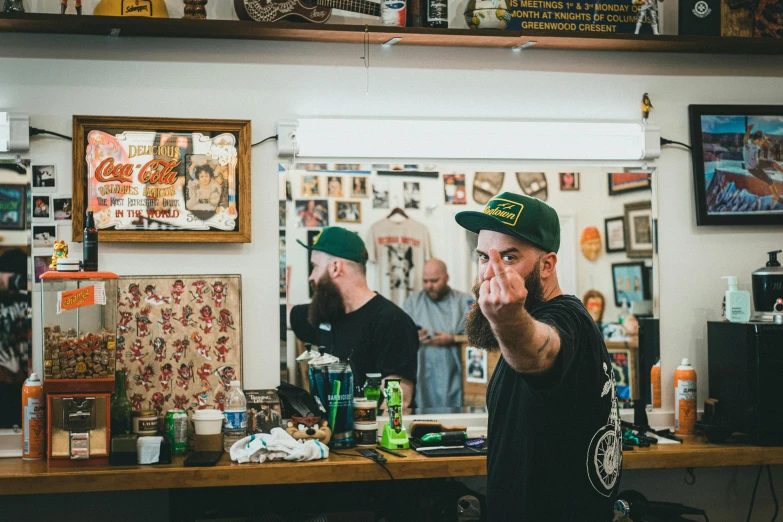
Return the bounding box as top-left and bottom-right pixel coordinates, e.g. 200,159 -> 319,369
722,276 -> 751,323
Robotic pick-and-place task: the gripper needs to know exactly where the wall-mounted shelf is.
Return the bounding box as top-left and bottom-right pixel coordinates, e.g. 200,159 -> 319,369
1,13 -> 782,54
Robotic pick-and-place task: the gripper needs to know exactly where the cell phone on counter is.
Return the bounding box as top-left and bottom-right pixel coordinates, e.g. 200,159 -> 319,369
184,451 -> 223,467
356,448 -> 387,463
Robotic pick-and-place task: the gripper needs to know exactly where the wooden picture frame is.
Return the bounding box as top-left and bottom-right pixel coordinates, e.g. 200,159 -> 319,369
623,200 -> 653,258
605,340 -> 639,403
559,172 -> 580,191
335,200 -> 361,223
72,116 -> 251,243
604,216 -> 626,253
608,171 -> 651,195
0,184 -> 26,230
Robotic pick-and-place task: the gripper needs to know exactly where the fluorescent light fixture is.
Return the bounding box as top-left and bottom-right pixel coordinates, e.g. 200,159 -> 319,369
278,118 -> 660,161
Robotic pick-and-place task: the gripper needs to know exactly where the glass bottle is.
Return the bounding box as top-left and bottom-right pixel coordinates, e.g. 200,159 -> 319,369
83,211 -> 98,271
110,370 -> 133,435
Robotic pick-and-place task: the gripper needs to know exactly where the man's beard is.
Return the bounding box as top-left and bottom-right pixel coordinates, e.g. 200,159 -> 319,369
464,263 -> 545,351
308,273 -> 346,325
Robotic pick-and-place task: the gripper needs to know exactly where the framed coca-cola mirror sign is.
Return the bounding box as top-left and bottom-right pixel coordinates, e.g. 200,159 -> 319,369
72,116 -> 252,243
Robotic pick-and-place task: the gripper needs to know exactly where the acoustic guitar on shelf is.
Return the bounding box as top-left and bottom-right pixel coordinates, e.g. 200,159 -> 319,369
235,0 -> 380,23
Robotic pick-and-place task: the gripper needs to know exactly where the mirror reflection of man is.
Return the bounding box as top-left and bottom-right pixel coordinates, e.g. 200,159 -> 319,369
456,192 -> 619,520
287,227 -> 419,408
403,259 -> 471,409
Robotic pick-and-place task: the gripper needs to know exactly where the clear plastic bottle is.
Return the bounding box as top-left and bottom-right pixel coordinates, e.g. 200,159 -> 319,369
223,380 -> 247,432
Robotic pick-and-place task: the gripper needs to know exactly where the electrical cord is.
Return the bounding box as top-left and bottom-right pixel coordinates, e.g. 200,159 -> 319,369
252,134 -> 278,147
747,465 -> 764,522
331,450 -> 395,480
768,465 -> 779,522
29,127 -> 72,141
660,137 -> 692,150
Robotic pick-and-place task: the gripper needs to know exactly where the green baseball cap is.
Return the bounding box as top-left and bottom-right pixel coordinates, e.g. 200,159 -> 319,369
296,226 -> 368,264
455,192 -> 560,253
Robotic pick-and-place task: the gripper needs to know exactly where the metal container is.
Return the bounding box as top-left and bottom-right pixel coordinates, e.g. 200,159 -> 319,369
164,409 -> 188,453
752,250 -> 783,317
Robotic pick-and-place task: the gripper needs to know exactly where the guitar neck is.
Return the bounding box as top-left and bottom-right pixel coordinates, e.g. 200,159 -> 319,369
317,0 -> 380,16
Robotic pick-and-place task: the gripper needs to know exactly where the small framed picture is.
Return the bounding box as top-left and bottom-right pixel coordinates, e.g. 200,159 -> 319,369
326,176 -> 344,198
34,255 -> 50,283
300,175 -> 322,198
466,347 -> 488,384
611,261 -> 649,307
279,200 -> 286,228
624,201 -> 653,258
604,216 -> 626,253
404,181 -> 421,209
295,200 -> 328,228
608,171 -> 651,196
350,176 -> 369,198
0,184 -> 26,230
32,195 -> 52,220
33,224 -> 57,249
559,172 -> 580,191
53,197 -> 72,221
605,341 -> 639,403
336,201 -> 361,224
32,165 -> 56,190
443,173 -> 467,204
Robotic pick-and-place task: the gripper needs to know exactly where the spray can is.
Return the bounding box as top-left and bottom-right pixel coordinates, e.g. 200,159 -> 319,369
22,373 -> 45,460
674,359 -> 697,435
650,359 -> 661,409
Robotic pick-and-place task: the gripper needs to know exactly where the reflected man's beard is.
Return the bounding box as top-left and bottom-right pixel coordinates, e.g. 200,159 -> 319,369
308,273 -> 346,325
464,263 -> 545,352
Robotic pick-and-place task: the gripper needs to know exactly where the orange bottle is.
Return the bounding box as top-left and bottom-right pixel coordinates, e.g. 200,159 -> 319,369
674,359 -> 697,436
650,359 -> 661,409
22,373 -> 45,460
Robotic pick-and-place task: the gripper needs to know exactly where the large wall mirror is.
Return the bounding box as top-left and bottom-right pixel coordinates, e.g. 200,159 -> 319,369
280,163 -> 659,414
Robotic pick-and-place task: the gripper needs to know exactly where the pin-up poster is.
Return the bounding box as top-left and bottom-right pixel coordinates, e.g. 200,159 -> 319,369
72,117 -> 251,243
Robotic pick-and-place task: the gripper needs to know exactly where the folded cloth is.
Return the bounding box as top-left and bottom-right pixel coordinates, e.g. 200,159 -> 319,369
229,427 -> 329,464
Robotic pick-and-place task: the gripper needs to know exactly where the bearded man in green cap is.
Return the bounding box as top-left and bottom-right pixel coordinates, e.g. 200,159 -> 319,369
456,192 -> 620,521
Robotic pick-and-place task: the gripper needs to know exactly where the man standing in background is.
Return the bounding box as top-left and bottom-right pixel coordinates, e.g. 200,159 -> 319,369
403,259 -> 472,409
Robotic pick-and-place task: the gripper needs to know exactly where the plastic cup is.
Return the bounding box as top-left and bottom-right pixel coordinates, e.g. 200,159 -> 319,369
192,409 -> 224,435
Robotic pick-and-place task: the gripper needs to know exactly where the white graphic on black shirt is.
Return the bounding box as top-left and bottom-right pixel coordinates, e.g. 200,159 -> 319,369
586,362 -> 622,497
386,245 -> 414,293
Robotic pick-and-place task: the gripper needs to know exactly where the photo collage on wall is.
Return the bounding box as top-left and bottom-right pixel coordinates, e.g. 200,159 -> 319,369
30,161 -> 73,283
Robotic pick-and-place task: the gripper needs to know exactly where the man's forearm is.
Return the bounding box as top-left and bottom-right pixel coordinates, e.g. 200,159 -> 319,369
492,310 -> 558,374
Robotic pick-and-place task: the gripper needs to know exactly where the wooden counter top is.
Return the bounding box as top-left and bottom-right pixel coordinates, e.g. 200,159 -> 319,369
2,437 -> 782,496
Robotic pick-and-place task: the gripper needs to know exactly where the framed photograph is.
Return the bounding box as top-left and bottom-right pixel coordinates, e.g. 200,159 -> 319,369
32,195 -> 51,220
624,201 -> 653,258
53,197 -> 73,221
300,175 -> 322,197
279,230 -> 286,297
279,200 -> 286,228
33,224 -> 57,249
611,261 -> 649,307
465,347 -> 488,384
33,255 -> 50,283
689,105 -> 783,226
372,179 -> 389,209
404,181 -> 421,209
443,173 -> 467,204
116,274 -> 242,416
604,216 -> 626,253
350,176 -> 369,198
605,340 -> 639,403
326,176 -> 344,198
336,200 -> 361,224
295,200 -> 328,228
0,184 -> 26,230
32,165 -> 56,190
559,172 -> 580,191
72,116 -> 252,243
608,171 -> 651,195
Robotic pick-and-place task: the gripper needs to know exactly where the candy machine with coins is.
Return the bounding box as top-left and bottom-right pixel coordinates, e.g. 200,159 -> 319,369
40,272 -> 118,466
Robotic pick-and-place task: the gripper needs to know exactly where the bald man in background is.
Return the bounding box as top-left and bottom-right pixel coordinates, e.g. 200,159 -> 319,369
403,259 -> 473,409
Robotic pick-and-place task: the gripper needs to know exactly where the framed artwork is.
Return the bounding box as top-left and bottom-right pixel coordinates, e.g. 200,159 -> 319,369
372,180 -> 389,209
465,347 -> 488,384
279,231 -> 286,297
350,176 -> 369,198
33,255 -> 50,283
604,216 -> 626,253
608,171 -> 651,195
326,176 -> 344,198
0,184 -> 26,230
32,195 -> 51,220
72,116 -> 252,243
559,172 -> 580,191
404,182 -> 421,209
32,165 -> 56,191
689,104 -> 783,226
443,173 -> 467,204
605,340 -> 639,403
294,199 -> 328,228
623,201 -> 653,258
32,224 -> 57,249
611,261 -> 649,307
116,275 -> 242,416
53,197 -> 73,221
335,200 -> 361,223
300,175 -> 322,197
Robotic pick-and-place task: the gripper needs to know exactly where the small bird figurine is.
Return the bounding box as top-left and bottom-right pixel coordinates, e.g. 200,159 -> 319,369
642,93 -> 653,121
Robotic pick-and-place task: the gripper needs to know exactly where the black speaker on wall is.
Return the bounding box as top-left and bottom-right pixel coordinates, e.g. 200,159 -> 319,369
679,0 -> 721,35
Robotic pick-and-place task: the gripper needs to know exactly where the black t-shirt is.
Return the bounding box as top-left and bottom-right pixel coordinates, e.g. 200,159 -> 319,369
486,295 -> 621,521
290,294 -> 419,390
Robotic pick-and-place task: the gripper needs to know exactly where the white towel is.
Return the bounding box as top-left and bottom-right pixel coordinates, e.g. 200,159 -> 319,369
229,427 -> 329,464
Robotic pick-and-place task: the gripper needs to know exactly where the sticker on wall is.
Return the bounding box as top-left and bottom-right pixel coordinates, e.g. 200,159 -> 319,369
443,174 -> 467,205
515,172 -> 548,201
580,226 -> 602,261
472,172 -> 504,205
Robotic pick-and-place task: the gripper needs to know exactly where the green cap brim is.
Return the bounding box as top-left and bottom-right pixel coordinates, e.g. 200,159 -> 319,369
455,210 -> 547,252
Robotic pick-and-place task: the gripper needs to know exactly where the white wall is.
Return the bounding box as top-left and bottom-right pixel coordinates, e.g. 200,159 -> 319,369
3,32 -> 783,520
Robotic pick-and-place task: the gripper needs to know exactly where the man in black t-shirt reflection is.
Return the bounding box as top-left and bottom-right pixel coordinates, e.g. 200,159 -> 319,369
287,227 -> 418,408
456,192 -> 620,521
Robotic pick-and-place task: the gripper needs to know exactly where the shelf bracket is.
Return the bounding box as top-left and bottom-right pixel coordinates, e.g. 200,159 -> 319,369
382,37 -> 402,47
512,41 -> 536,52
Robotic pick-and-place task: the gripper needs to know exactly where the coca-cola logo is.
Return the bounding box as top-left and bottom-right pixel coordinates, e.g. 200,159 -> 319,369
94,158 -> 179,186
